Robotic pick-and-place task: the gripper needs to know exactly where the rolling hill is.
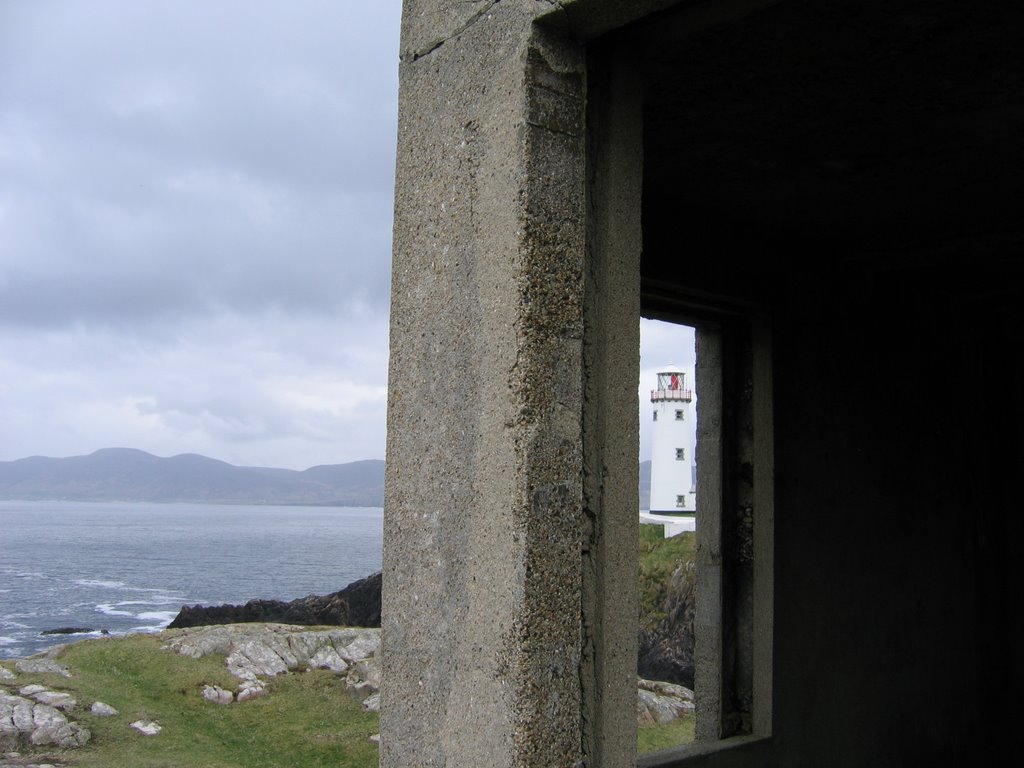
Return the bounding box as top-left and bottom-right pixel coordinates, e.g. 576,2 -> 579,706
0,448 -> 384,507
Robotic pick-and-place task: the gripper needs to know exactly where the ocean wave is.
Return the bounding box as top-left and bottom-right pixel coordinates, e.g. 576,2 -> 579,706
74,579 -> 179,594
75,579 -> 127,589
135,610 -> 178,624
0,636 -> 17,646
95,604 -> 135,617
109,597 -> 183,607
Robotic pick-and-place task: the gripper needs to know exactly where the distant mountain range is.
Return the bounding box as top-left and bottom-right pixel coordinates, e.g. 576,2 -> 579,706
0,448 -> 384,507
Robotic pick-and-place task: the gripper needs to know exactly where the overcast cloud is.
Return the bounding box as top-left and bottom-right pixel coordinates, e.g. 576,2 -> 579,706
0,1 -> 693,471
0,0 -> 401,469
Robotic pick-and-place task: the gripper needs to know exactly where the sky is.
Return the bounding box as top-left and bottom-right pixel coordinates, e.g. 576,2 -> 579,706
0,0 -> 692,470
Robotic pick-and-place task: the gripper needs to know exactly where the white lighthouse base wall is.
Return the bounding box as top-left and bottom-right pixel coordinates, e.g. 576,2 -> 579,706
639,512 -> 696,538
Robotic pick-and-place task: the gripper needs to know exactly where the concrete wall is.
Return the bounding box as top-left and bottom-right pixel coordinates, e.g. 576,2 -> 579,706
383,2 -> 639,766
384,0 -> 1023,766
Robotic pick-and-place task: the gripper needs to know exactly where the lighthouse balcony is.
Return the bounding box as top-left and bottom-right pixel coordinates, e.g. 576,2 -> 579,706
650,388 -> 693,401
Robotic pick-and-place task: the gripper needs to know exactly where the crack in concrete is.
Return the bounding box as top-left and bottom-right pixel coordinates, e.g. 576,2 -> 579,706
525,119 -> 580,139
403,0 -> 505,62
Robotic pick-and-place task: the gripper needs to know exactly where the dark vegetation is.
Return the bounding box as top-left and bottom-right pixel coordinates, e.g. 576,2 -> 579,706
638,526 -> 697,689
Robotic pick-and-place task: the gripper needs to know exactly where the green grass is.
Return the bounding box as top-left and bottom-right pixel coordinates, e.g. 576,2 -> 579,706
638,715 -> 696,753
5,634 -> 378,768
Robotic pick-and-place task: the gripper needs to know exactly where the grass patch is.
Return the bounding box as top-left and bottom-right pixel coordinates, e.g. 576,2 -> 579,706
638,714 -> 696,753
8,634 -> 378,768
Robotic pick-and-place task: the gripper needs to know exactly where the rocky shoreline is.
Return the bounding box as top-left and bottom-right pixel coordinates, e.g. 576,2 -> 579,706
167,568 -> 694,689
167,571 -> 382,630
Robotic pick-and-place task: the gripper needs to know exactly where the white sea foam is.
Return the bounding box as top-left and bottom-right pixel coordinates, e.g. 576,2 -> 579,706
111,598 -> 182,607
75,579 -> 127,589
96,604 -> 134,617
135,610 -> 178,624
0,636 -> 17,646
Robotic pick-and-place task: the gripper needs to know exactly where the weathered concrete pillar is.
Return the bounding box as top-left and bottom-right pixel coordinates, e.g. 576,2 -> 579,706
382,2 -> 649,765
382,2 -> 589,766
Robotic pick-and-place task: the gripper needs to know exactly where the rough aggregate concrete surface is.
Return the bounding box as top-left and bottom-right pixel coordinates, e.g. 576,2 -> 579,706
383,1 -> 591,766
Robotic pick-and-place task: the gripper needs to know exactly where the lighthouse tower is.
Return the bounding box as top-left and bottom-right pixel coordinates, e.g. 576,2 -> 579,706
649,366 -> 696,516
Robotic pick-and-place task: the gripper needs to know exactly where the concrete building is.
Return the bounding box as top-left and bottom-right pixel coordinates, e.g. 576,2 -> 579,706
648,366 -> 696,515
382,1 -> 1023,766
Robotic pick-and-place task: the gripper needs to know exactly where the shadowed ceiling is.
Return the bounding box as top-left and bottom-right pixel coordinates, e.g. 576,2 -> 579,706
638,0 -> 1024,297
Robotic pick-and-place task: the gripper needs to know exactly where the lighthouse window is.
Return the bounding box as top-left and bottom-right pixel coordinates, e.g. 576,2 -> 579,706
676,494 -> 686,507
676,448 -> 685,460
674,409 -> 684,420
653,410 -> 658,421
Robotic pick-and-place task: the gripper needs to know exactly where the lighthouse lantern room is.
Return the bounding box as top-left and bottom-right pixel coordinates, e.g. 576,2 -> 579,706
649,366 -> 696,516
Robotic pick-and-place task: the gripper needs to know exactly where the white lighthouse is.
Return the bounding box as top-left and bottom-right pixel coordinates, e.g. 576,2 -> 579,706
648,366 -> 696,518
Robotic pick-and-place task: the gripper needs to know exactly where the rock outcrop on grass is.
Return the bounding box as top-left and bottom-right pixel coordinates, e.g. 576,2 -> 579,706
637,677 -> 695,725
163,623 -> 381,709
0,689 -> 90,750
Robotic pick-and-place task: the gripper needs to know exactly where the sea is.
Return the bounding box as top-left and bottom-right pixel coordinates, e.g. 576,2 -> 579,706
0,500 -> 383,660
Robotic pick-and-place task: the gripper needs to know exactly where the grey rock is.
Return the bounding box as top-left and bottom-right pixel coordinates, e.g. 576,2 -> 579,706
10,696 -> 35,732
30,692 -> 76,712
129,720 -> 161,736
236,681 -> 267,703
90,701 -> 119,716
349,658 -> 381,688
362,692 -> 380,712
308,646 -> 348,673
14,660 -> 71,678
336,632 -> 380,663
636,677 -> 695,725
0,691 -> 89,749
236,682 -> 267,703
346,657 -> 381,704
163,623 -> 380,703
201,685 -> 233,705
227,639 -> 290,679
0,667 -> 16,681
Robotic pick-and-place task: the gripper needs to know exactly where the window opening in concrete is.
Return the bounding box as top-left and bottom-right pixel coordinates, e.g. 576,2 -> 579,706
638,318 -> 698,753
637,312 -> 774,765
